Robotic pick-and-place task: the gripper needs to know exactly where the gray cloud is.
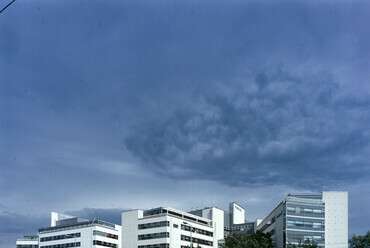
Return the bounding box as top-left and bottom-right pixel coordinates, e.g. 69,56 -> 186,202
125,67 -> 369,187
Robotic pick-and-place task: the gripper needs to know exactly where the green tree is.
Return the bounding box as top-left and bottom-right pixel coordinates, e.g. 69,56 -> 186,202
349,231 -> 370,248
286,239 -> 318,248
222,231 -> 273,248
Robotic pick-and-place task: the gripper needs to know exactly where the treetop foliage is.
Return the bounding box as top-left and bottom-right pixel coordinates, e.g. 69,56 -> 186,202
349,231 -> 370,248
222,231 -> 273,248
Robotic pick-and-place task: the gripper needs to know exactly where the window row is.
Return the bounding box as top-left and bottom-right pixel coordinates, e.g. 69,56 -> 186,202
139,221 -> 170,230
286,231 -> 324,245
143,208 -> 209,226
287,218 -> 324,230
40,242 -> 80,248
93,230 -> 118,240
286,204 -> 324,218
138,243 -> 169,248
138,232 -> 169,240
93,240 -> 117,248
181,225 -> 213,237
181,235 -> 213,247
40,233 -> 81,242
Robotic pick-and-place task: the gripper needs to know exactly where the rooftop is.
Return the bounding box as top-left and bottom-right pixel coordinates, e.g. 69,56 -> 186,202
39,219 -> 117,234
142,207 -> 212,226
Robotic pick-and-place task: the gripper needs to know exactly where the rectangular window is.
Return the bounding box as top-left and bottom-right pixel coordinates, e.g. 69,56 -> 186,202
313,209 -> 322,214
304,208 -> 313,213
313,222 -> 322,229
295,221 -> 304,226
138,221 -> 169,230
295,207 -> 301,214
287,206 -> 295,212
138,232 -> 169,240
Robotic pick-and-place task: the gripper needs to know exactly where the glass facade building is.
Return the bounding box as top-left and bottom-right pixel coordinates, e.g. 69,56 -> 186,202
257,192 -> 348,248
285,194 -> 325,246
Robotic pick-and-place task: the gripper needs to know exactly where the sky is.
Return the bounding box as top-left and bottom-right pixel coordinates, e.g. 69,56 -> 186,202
1,0 -> 369,247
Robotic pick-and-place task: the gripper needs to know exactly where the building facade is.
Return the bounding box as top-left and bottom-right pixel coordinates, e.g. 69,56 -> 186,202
38,212 -> 121,248
190,202 -> 256,239
256,191 -> 348,248
122,207 -> 217,248
224,202 -> 255,237
16,191 -> 348,248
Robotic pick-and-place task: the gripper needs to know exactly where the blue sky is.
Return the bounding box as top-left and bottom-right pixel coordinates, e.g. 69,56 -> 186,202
1,0 -> 369,247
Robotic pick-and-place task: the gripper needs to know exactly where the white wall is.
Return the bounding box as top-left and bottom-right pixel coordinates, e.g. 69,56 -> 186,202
95,225 -> 122,248
39,224 -> 121,248
195,207 -> 225,248
323,191 -> 348,248
137,215 -> 169,247
253,219 -> 262,233
210,207 -> 224,248
229,203 -> 245,225
135,214 -> 214,248
121,210 -> 143,248
39,226 -> 92,248
16,240 -> 38,246
51,212 -> 59,227
50,212 -> 75,227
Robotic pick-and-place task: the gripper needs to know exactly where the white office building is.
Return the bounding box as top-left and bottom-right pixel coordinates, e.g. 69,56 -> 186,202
190,203 -> 256,239
38,212 -> 122,248
121,203 -> 263,248
16,191 -> 348,248
256,191 -> 348,248
121,207 -> 220,248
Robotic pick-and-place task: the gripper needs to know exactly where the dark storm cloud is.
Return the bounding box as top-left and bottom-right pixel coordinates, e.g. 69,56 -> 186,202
125,67 -> 369,187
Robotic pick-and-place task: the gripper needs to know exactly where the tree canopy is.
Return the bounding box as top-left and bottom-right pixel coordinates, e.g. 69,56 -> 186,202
349,231 -> 370,248
222,231 -> 273,248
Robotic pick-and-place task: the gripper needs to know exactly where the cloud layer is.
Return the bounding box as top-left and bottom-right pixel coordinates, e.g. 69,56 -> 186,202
1,1 -> 369,247
125,66 -> 369,188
